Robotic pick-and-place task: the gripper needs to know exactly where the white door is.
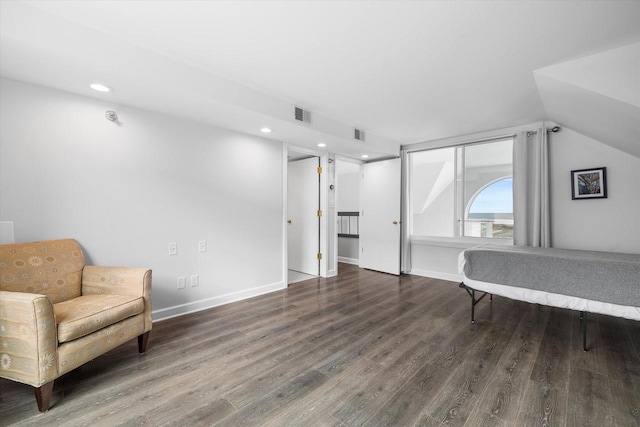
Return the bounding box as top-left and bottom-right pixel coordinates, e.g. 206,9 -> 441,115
360,158 -> 401,275
288,157 -> 320,276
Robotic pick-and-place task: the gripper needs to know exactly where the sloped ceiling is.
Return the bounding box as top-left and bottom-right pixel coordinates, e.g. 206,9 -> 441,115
1,1 -> 639,160
535,43 -> 640,158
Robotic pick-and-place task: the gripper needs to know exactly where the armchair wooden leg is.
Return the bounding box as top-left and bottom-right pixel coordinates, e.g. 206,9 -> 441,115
34,381 -> 54,412
138,331 -> 150,354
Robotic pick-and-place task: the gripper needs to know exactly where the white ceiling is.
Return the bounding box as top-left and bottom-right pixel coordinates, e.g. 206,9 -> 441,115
1,1 -> 639,160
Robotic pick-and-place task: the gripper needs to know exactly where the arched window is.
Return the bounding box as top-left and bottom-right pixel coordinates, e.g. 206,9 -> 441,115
464,178 -> 513,238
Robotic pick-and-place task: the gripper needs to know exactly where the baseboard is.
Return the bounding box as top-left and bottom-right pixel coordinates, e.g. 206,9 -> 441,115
152,280 -> 286,322
338,256 -> 359,265
409,268 -> 463,283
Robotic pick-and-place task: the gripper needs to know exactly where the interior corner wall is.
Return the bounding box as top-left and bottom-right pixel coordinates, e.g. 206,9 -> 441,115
0,78 -> 285,320
548,127 -> 640,254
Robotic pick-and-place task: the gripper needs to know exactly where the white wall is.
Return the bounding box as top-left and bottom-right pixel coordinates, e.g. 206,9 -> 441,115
0,78 -> 284,320
336,173 -> 360,212
549,128 -> 640,253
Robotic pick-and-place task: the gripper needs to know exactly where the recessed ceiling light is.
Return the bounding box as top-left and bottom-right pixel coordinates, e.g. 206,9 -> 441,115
260,127 -> 272,133
90,83 -> 111,92
361,154 -> 369,158
317,143 -> 326,147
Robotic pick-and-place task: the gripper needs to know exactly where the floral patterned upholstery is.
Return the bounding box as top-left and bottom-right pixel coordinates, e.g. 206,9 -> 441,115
54,294 -> 144,343
0,239 -> 84,303
0,239 -> 152,411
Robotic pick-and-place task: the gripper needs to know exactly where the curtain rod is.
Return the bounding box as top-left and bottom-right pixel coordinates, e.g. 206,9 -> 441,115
402,133 -> 516,153
527,126 -> 561,137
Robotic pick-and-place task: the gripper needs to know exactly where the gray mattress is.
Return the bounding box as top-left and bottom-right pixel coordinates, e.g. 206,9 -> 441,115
463,245 -> 640,308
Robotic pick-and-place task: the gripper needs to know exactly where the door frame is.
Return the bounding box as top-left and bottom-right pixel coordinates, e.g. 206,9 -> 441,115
282,144 -> 331,284
334,155 -> 364,275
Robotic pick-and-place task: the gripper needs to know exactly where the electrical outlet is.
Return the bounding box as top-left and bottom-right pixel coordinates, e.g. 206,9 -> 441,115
168,243 -> 178,256
177,276 -> 186,289
198,240 -> 207,253
191,274 -> 199,287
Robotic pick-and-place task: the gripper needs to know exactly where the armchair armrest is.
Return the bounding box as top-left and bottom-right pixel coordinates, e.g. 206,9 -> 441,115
0,291 -> 58,387
81,266 -> 152,332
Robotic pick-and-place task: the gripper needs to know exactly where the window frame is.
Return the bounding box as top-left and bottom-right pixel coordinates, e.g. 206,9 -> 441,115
408,135 -> 515,244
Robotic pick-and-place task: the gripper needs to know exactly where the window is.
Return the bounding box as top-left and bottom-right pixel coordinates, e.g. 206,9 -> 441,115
409,138 -> 513,239
465,178 -> 513,238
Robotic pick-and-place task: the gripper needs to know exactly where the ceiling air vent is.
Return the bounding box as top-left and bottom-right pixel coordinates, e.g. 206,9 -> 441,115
354,128 -> 366,142
294,106 -> 312,124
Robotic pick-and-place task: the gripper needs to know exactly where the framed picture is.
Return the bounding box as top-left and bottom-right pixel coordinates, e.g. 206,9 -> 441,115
571,167 -> 607,200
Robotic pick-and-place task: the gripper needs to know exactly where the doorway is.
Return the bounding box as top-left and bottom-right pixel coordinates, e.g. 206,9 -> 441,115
287,153 -> 320,284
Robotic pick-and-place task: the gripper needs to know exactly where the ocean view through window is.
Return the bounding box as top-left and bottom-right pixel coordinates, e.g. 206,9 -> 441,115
465,178 -> 513,238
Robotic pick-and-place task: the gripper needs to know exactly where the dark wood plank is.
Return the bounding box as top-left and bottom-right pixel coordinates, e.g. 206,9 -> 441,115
599,315 -> 640,426
331,340 -> 436,425
262,358 -> 379,426
567,368 -> 614,427
425,298 -> 527,426
624,318 -> 640,363
514,380 -> 568,427
529,309 -> 573,387
215,370 -> 329,426
463,408 -> 510,427
514,309 -> 573,426
360,362 -> 451,426
473,304 -> 550,421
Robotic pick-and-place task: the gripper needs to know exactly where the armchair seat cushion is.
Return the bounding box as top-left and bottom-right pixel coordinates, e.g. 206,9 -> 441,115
54,295 -> 144,343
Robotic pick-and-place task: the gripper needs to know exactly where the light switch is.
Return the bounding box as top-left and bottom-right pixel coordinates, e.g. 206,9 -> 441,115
169,243 -> 177,256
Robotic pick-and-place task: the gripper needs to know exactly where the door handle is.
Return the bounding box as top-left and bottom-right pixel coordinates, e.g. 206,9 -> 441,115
392,221 -> 398,225
287,219 -> 292,224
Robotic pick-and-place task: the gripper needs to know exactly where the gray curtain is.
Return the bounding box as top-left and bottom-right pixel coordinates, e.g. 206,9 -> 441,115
513,124 -> 551,247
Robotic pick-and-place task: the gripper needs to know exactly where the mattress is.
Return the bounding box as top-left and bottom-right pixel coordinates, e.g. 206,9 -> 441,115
459,246 -> 640,321
461,245 -> 640,308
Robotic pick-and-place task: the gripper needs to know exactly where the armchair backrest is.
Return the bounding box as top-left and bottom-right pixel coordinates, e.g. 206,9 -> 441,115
0,239 -> 85,303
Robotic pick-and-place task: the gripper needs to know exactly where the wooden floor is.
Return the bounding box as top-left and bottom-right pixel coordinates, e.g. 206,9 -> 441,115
2,263 -> 639,426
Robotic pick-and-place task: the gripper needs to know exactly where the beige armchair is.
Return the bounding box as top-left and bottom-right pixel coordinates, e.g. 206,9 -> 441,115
0,239 -> 152,411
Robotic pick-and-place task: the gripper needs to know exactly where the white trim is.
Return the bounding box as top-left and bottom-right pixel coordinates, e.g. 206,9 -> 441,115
410,236 -> 513,249
152,280 -> 285,322
338,256 -> 359,265
327,154 -> 338,278
410,268 -> 462,283
402,122 -> 539,153
282,144 -> 289,288
319,154 -> 329,278
284,144 -> 330,279
334,154 -> 364,166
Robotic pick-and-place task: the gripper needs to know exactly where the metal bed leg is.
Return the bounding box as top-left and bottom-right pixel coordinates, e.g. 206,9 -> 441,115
471,289 -> 475,323
581,311 -> 588,352
459,283 -> 490,324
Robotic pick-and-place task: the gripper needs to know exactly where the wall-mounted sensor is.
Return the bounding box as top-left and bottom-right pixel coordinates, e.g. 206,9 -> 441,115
330,184 -> 335,190
105,110 -> 118,121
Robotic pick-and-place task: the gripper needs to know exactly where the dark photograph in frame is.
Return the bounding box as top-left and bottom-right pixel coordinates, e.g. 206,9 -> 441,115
571,167 -> 607,200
